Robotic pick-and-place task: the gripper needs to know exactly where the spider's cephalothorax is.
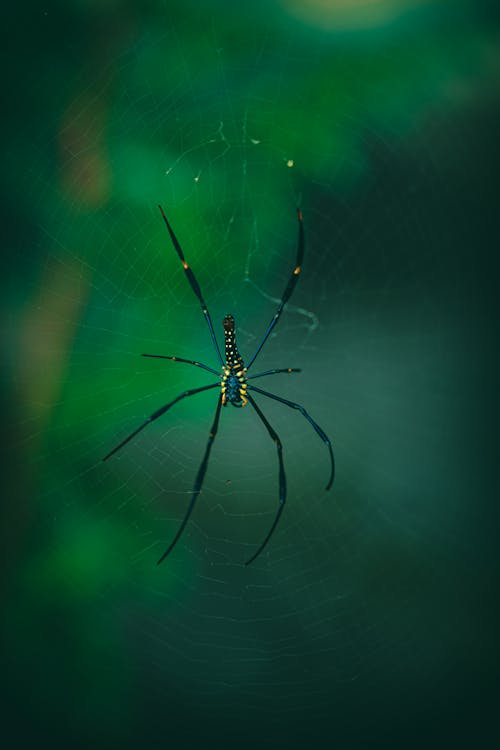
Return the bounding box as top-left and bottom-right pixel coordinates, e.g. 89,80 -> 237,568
221,314 -> 248,407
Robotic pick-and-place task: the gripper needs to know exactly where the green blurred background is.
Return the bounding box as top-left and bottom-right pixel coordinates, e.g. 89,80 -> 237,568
2,1 -> 498,747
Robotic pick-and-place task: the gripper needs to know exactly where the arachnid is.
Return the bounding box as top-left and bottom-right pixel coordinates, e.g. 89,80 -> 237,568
103,205 -> 335,565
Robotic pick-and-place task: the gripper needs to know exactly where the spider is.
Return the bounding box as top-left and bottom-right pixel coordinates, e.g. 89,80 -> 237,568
103,205 -> 334,565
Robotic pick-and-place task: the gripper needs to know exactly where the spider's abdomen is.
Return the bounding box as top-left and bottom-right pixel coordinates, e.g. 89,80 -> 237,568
221,314 -> 247,406
223,314 -> 244,369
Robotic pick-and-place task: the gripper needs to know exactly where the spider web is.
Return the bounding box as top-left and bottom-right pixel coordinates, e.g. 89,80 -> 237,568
8,2 -> 498,747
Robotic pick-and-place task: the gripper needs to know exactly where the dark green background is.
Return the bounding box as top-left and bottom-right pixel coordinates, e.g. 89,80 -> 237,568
3,1 -> 498,748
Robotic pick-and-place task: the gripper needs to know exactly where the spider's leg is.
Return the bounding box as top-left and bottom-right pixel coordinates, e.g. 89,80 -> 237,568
158,205 -> 224,366
247,368 -> 301,381
141,353 -> 220,376
248,384 -> 334,490
102,382 -> 219,462
245,394 -> 286,566
246,209 -> 304,371
157,394 -> 223,564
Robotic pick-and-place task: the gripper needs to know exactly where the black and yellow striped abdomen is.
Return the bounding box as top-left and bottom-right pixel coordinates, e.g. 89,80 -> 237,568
221,315 -> 247,406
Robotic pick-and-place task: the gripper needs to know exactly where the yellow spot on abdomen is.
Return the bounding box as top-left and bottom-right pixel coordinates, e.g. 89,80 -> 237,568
294,266 -> 301,275
182,260 -> 189,269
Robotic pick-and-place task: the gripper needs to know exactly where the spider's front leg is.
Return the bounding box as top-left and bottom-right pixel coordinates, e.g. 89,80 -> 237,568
245,394 -> 287,565
102,382 -> 220,461
248,384 -> 335,490
157,394 -> 223,564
